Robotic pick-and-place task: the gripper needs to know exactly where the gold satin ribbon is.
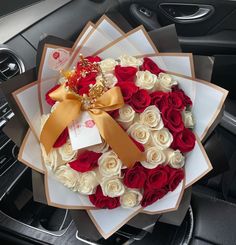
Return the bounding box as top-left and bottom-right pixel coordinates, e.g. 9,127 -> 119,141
40,85 -> 145,168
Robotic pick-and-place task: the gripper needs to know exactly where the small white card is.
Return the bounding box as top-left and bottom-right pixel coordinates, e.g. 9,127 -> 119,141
68,112 -> 102,150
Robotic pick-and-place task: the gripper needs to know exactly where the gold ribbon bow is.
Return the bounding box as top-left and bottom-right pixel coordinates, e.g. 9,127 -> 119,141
40,85 -> 145,168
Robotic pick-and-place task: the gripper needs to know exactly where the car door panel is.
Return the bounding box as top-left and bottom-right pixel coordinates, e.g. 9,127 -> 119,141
128,0 -> 236,55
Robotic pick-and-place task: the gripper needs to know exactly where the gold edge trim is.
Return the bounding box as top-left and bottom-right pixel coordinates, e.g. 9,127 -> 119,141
189,53 -> 196,78
38,45 -> 49,114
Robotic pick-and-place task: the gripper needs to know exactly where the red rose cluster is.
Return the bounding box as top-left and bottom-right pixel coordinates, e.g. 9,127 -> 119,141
123,163 -> 184,207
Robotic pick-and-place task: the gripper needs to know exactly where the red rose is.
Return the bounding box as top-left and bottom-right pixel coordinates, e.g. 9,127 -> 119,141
141,188 -> 167,207
116,82 -> 138,103
79,72 -> 97,85
150,91 -> 168,111
77,85 -> 90,96
76,72 -> 97,95
53,128 -> 69,148
69,150 -> 101,173
168,91 -> 185,110
85,56 -> 101,63
146,166 -> 169,190
141,57 -> 164,75
172,86 -> 192,107
114,65 -> 137,82
45,84 -> 60,106
166,166 -> 184,191
130,89 -> 151,113
108,109 -> 119,119
123,164 -> 147,189
172,128 -> 196,153
161,107 -> 184,133
89,186 -> 120,209
66,71 -> 96,94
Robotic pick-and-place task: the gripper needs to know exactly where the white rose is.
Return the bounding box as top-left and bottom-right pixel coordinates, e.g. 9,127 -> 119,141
55,165 -> 80,190
127,123 -> 150,145
141,147 -> 166,169
151,128 -> 173,150
96,73 -> 117,88
101,177 -> 125,197
182,110 -> 194,128
157,73 -> 177,92
41,144 -> 65,171
166,149 -> 185,169
119,54 -> 143,67
98,151 -> 122,177
58,140 -> 77,162
140,105 -> 163,130
117,105 -> 136,129
99,58 -> 118,73
86,138 -> 109,153
135,71 -> 157,91
77,171 -> 98,195
120,189 -> 142,208
40,114 -> 50,131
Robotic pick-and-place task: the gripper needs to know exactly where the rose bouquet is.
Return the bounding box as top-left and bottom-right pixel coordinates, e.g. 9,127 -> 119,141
39,54 -> 195,210
12,15 -> 228,238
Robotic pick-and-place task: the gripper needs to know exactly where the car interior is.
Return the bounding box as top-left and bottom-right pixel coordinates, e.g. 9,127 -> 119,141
0,0 -> 236,244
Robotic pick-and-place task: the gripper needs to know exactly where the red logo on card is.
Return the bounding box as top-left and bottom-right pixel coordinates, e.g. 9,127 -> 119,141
48,48 -> 70,71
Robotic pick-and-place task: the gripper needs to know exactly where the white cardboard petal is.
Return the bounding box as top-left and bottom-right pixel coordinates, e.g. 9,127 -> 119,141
73,25 -> 94,51
185,138 -> 212,187
13,82 -> 41,138
97,28 -> 156,58
193,81 -> 225,139
69,19 -> 123,68
40,47 -> 63,81
88,206 -> 141,239
19,130 -> 44,173
40,77 -> 58,114
97,18 -> 123,39
148,55 -> 194,77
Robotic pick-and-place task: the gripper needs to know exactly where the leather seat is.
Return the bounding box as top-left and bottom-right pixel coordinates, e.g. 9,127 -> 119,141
199,126 -> 236,202
191,186 -> 236,245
